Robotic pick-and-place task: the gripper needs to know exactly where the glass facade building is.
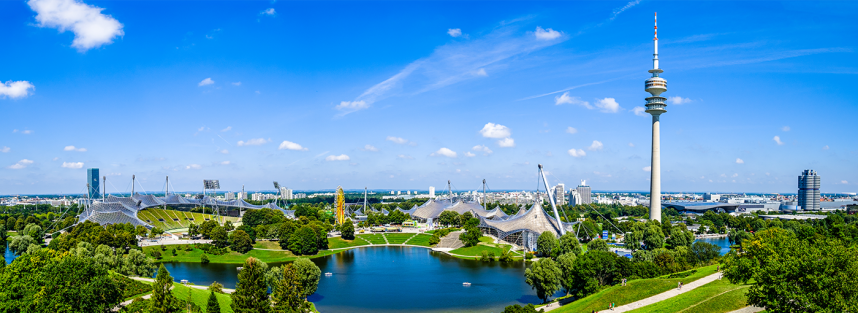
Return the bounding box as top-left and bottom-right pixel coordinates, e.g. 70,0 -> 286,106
87,168 -> 100,199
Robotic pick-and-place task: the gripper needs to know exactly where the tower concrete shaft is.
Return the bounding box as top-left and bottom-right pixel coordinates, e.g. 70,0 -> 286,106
645,12 -> 666,222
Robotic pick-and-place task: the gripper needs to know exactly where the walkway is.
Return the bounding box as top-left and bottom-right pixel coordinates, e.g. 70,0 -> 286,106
543,273 -> 722,312
129,277 -> 236,294
727,306 -> 765,313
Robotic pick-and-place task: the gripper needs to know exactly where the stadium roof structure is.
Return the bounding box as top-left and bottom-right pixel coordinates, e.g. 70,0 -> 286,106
478,203 -> 576,251
486,206 -> 509,220
78,194 -> 292,228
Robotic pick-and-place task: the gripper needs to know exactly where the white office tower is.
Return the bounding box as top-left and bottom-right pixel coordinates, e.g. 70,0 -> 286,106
569,189 -> 581,206
429,186 -> 435,197
238,191 -> 248,200
554,184 -> 566,206
225,192 -> 235,200
390,191 -> 395,195
576,180 -> 592,204
397,190 -> 401,195
645,13 -> 667,222
280,187 -> 292,200
798,170 -> 821,211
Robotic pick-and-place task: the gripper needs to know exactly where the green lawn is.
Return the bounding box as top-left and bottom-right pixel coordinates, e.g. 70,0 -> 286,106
383,233 -> 413,244
404,234 -> 433,247
142,244 -> 342,264
137,209 -> 240,231
357,234 -> 387,245
170,283 -> 235,313
627,278 -> 750,313
328,237 -> 367,249
252,240 -> 282,250
449,243 -> 509,258
478,236 -> 495,243
553,265 -> 719,313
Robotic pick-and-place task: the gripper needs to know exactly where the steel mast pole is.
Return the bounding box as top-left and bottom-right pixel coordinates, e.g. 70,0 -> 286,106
538,164 -> 565,235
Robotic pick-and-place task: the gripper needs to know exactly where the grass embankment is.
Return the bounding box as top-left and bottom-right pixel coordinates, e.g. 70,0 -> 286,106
449,236 -> 512,258
357,234 -> 387,245
142,244 -> 339,264
384,233 -> 412,244
627,278 -> 751,313
169,283 -> 235,313
553,265 -> 719,313
405,234 -> 433,247
137,209 -> 240,231
251,240 -> 282,250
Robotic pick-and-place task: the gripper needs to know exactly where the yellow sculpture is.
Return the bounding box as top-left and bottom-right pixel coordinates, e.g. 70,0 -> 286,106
336,186 -> 345,225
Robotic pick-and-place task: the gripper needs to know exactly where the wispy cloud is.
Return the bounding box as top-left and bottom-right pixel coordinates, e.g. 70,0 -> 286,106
0,81 -> 35,99
472,145 -> 493,155
237,138 -> 270,146
479,123 -> 511,138
555,92 -> 592,108
668,96 -> 692,105
335,22 -> 568,116
497,138 -> 515,148
0,147 -> 9,153
781,126 -> 790,132
28,0 -> 124,52
198,78 -> 214,86
773,136 -> 784,145
588,140 -> 604,151
386,136 -> 411,145
736,158 -> 744,164
567,149 -> 586,157
62,162 -> 83,169
431,148 -> 457,158
447,28 -> 462,37
260,8 -> 276,16
13,129 -> 33,134
8,159 -> 33,169
186,164 -> 202,170
325,154 -> 350,161
63,145 -> 86,152
566,127 -> 578,134
278,140 -> 308,151
595,98 -> 620,113
362,144 -> 378,152
397,154 -> 414,160
221,126 -> 232,132
633,106 -> 647,117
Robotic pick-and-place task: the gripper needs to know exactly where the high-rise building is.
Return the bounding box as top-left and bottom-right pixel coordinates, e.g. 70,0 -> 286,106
576,180 -> 592,205
569,189 -> 581,206
238,191 -> 248,200
644,13 -> 667,222
429,186 -> 435,197
87,168 -> 100,199
798,170 -> 821,211
284,188 -> 293,200
553,184 -> 566,206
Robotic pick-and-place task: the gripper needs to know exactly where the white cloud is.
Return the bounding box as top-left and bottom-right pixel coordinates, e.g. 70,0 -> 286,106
643,166 -> 651,172
465,152 -> 476,157
220,161 -> 230,165
363,144 -> 378,152
628,142 -> 635,147
221,126 -> 232,132
335,100 -> 369,113
431,148 -> 457,158
219,149 -> 229,154
260,8 -> 276,16
0,147 -> 9,153
397,154 -> 414,160
386,136 -> 409,145
8,159 -> 34,169
237,138 -> 270,146
278,140 -> 308,151
588,140 -> 604,151
28,0 -> 124,51
554,92 -> 592,108
736,158 -> 744,164
198,78 -> 214,86
472,145 -> 493,155
781,126 -> 790,132
565,127 -> 578,134
732,173 -> 739,177
186,164 -> 202,170
0,81 -> 36,99
720,174 -> 727,177
61,161 -> 83,169
567,149 -> 586,157
667,96 -> 692,105
822,145 -> 829,150
773,136 -> 784,145
20,130 -> 32,134
325,154 -> 350,161
497,138 -> 515,148
842,180 -> 848,184
534,26 -> 561,40
447,28 -> 462,37
633,106 -> 647,117
474,68 -> 488,77
63,145 -> 86,152
231,82 -> 241,86
595,98 -> 620,113
479,123 -> 511,138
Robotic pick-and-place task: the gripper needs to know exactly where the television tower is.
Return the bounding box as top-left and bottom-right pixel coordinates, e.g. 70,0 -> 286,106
645,12 -> 667,222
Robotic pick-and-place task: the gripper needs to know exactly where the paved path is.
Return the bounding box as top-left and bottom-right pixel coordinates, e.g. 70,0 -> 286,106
543,273 -> 722,312
129,277 -> 236,294
727,306 -> 764,313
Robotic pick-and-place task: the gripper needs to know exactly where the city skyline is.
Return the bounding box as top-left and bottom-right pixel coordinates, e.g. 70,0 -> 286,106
1,0 -> 856,194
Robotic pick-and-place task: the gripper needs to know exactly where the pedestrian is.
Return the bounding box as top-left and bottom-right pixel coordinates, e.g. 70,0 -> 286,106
612,302 -> 616,310
678,282 -> 681,290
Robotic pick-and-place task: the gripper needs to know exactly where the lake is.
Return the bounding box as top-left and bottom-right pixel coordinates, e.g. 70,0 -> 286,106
693,236 -> 732,255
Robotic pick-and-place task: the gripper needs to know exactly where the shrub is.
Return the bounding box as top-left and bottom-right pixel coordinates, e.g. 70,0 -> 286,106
200,254 -> 209,264
499,250 -> 514,263
171,248 -> 177,256
429,234 -> 441,246
152,250 -> 161,260
525,252 -> 534,260
480,251 -> 491,262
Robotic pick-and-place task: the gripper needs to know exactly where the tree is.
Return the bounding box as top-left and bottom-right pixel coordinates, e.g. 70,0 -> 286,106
271,264 -> 312,313
150,227 -> 164,238
288,226 -> 318,255
569,250 -> 620,297
210,226 -> 229,248
231,230 -> 254,254
209,281 -> 224,293
727,229 -> 754,248
0,249 -> 123,312
341,218 -> 355,240
460,212 -> 474,227
150,264 -> 181,313
9,234 -> 36,255
459,226 -> 481,247
278,220 -> 297,250
439,210 -> 460,227
225,220 -> 235,231
691,241 -> 720,264
536,231 -> 558,257
503,304 -> 544,313
556,252 -> 577,295
555,233 -> 582,257
199,220 -> 219,238
587,238 -> 610,253
207,291 -> 221,313
136,225 -> 149,237
524,258 -> 562,303
231,257 -> 270,313
723,228 -> 858,312
643,224 -> 665,250
23,223 -> 44,243
293,258 -> 321,299
201,254 -> 210,264
666,227 -> 694,249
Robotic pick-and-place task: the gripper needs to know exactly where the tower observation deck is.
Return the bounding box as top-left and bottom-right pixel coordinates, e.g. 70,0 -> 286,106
646,12 -> 666,222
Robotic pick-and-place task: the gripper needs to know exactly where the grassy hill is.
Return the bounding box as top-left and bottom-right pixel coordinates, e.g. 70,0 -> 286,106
137,208 -> 240,231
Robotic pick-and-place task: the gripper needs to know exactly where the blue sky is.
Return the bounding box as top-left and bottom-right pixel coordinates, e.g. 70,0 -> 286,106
1,0 -> 856,195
